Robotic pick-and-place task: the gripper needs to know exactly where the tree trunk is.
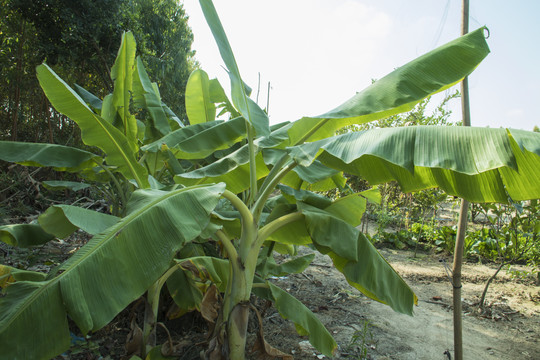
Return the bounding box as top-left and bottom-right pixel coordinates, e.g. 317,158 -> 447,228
11,20 -> 26,141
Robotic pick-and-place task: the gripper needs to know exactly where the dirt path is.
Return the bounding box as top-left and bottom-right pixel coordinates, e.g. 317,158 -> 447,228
264,249 -> 540,359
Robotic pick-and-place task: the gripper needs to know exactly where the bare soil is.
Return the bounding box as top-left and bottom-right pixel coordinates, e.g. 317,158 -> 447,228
263,248 -> 540,360
3,231 -> 539,360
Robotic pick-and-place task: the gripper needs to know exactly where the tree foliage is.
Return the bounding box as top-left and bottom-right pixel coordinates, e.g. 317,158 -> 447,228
0,0 -> 194,143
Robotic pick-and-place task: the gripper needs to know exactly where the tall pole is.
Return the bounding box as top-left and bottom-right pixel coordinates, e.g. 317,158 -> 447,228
452,1 -> 470,359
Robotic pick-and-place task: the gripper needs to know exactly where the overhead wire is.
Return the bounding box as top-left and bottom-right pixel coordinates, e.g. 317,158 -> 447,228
431,0 -> 452,48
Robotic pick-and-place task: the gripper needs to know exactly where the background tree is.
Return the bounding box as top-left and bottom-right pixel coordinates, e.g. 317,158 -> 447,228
0,0 -> 195,143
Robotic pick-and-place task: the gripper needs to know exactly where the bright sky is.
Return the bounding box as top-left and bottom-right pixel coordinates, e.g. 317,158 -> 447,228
182,0 -> 540,131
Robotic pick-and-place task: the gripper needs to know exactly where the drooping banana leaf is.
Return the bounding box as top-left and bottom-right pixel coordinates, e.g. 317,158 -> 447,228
0,141 -> 99,172
287,126 -> 540,203
266,282 -> 337,357
298,203 -> 417,314
286,27 -> 490,145
36,64 -> 149,188
186,69 -> 216,125
0,183 -> 225,359
199,0 -> 270,136
38,205 -> 120,239
0,224 -> 55,248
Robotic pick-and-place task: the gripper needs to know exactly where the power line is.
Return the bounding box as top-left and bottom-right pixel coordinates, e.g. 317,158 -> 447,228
431,0 -> 452,47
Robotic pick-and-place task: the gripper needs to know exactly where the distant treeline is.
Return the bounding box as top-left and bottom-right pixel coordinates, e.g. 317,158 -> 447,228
0,0 -> 195,145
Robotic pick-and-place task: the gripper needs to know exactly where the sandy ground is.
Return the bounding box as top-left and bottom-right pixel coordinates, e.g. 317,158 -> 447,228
262,248 -> 539,360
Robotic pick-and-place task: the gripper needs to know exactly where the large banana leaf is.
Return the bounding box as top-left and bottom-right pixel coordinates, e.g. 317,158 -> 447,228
36,64 -> 149,188
143,117 -> 246,160
288,127 -> 540,203
199,0 -> 270,136
110,31 -> 138,149
0,184 -> 225,359
286,27 -> 490,145
262,202 -> 417,314
186,69 -> 216,125
132,57 -> 171,137
0,141 -> 99,172
298,204 -> 417,314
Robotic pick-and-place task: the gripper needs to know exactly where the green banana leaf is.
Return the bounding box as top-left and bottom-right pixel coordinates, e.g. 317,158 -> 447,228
166,267 -> 203,315
110,31 -> 138,149
36,64 -> 149,188
186,69 -> 216,125
286,27 -> 490,145
299,203 -> 417,314
42,181 -> 92,192
0,141 -> 98,172
199,0 -> 269,136
265,204 -> 311,246
74,84 -> 103,111
257,253 -> 315,278
0,265 -> 47,289
209,78 -> 239,117
267,282 -> 337,357
133,57 -> 171,137
262,149 -> 343,191
38,205 -> 120,239
175,145 -> 269,194
323,193 -> 367,227
142,121 -> 225,153
0,224 -> 55,248
278,185 -> 333,209
144,117 -> 247,160
324,231 -> 418,315
288,126 -> 540,203
262,202 -> 416,314
0,183 -> 225,359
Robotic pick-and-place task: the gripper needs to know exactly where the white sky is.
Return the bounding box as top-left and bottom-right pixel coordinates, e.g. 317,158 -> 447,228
182,0 -> 540,131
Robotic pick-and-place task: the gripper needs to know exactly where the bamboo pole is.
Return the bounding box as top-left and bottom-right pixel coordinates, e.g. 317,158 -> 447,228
452,1 -> 470,359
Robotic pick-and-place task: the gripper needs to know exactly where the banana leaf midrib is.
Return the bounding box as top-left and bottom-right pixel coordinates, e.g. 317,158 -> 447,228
2,185 -> 213,330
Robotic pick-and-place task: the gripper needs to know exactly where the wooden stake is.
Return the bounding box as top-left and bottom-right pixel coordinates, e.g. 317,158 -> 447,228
452,1 -> 470,359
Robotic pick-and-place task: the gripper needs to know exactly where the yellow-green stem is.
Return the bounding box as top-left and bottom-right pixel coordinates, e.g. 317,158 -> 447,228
246,123 -> 257,206
215,229 -> 238,264
257,212 -> 304,247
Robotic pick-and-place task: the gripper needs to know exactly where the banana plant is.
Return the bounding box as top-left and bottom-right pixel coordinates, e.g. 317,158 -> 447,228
2,0 -> 540,359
